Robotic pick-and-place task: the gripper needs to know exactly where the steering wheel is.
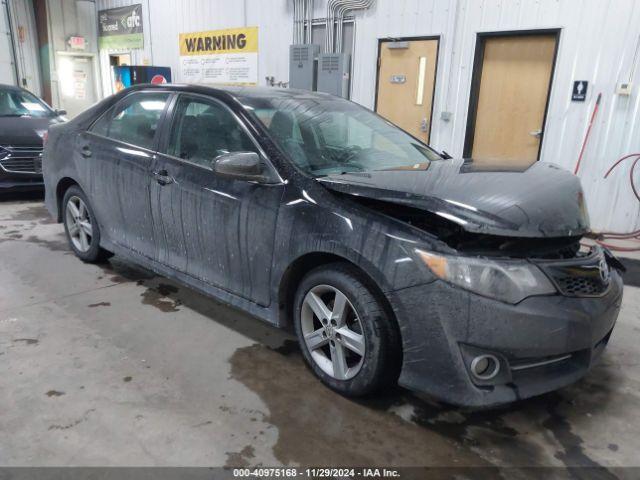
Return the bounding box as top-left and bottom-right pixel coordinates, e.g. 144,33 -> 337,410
335,145 -> 363,164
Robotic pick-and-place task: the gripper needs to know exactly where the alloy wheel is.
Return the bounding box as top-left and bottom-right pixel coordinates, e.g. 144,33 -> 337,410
65,195 -> 93,253
300,284 -> 366,380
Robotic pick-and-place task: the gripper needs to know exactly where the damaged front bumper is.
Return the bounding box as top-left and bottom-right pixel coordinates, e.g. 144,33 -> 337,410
388,267 -> 623,408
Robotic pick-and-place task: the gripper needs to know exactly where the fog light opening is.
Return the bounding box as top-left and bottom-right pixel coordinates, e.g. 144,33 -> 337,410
470,354 -> 500,380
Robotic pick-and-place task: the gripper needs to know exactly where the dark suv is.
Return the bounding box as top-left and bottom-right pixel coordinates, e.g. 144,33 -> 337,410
43,84 -> 623,407
0,84 -> 65,192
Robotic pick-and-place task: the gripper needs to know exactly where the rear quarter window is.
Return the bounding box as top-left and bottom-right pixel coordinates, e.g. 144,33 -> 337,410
89,93 -> 170,150
89,106 -> 114,137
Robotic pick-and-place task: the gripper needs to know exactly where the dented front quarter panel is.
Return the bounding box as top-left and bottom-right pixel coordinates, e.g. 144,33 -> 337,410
269,176 -> 442,299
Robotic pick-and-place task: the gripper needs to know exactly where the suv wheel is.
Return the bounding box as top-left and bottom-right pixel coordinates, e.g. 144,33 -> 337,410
293,263 -> 401,396
62,185 -> 112,263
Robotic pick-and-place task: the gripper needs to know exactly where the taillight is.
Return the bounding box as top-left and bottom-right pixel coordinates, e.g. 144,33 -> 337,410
42,131 -> 49,146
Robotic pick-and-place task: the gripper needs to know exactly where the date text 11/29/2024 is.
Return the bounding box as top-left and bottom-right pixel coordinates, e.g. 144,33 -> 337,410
233,468 -> 401,478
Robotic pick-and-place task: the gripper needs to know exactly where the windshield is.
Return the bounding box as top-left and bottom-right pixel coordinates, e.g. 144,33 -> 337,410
0,88 -> 55,118
239,94 -> 441,176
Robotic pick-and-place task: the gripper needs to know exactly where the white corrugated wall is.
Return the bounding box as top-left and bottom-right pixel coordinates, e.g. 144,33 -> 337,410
95,0 -> 640,233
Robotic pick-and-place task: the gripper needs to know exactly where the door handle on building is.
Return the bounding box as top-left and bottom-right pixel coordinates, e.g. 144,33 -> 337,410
529,129 -> 542,138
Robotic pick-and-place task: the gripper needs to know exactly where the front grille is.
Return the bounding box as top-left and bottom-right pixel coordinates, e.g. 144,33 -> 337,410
535,247 -> 611,298
0,145 -> 43,174
555,276 -> 604,296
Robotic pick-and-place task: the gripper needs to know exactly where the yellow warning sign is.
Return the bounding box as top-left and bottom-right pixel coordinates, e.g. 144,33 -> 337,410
179,26 -> 258,56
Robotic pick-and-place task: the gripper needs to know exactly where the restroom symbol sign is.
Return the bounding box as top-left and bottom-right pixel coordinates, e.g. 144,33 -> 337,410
572,81 -> 588,101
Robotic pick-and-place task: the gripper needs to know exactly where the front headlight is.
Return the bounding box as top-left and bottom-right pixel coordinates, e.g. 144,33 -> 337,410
416,249 -> 556,304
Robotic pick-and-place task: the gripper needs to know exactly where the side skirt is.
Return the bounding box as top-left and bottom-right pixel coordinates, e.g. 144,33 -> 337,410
100,238 -> 281,327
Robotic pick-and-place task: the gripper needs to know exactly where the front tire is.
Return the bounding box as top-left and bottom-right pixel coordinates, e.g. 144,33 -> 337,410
293,263 -> 401,396
62,185 -> 112,263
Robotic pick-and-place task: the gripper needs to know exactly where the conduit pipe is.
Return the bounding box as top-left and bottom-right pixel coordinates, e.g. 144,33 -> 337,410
306,0 -> 314,44
335,0 -> 375,53
293,0 -> 314,44
325,0 -> 375,53
292,0 -> 299,44
325,0 -> 342,53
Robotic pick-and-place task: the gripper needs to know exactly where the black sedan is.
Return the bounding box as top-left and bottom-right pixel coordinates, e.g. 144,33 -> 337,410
43,84 -> 623,407
0,84 -> 66,192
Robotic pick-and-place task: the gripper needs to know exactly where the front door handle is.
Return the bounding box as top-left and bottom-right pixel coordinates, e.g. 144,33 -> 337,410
529,129 -> 542,138
80,146 -> 92,158
153,169 -> 175,186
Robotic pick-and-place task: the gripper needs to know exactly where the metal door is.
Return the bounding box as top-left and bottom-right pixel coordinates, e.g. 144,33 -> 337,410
376,39 -> 439,143
57,54 -> 98,118
466,33 -> 558,167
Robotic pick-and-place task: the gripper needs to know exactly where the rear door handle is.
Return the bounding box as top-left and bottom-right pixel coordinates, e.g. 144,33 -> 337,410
153,169 -> 175,186
80,146 -> 92,158
529,129 -> 542,138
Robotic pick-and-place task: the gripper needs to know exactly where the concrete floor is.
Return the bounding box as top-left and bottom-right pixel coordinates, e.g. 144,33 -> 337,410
1,194 -> 639,470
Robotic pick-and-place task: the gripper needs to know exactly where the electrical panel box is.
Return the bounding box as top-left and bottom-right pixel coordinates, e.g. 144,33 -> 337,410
289,44 -> 320,91
317,53 -> 351,98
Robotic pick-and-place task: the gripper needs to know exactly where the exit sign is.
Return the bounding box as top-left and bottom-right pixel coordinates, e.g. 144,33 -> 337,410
68,36 -> 86,50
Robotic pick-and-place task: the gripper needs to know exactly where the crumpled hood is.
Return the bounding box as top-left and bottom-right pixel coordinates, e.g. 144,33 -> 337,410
0,116 -> 63,146
317,159 -> 590,238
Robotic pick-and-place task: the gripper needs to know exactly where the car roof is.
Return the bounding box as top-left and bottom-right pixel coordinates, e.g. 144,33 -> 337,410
121,83 -> 338,102
0,83 -> 29,93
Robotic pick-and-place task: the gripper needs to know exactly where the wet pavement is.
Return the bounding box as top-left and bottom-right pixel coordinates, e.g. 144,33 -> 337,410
1,196 -> 639,471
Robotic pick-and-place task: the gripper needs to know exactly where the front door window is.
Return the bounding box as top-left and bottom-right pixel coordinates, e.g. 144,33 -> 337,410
166,96 -> 258,166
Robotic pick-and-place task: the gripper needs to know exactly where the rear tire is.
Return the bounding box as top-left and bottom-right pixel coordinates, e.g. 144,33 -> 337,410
62,185 -> 113,263
293,262 -> 401,396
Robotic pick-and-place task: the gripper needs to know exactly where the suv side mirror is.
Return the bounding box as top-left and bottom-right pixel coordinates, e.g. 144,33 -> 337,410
55,109 -> 67,116
213,152 -> 268,182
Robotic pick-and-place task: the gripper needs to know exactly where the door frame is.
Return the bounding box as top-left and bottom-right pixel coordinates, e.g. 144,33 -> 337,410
55,51 -> 103,108
462,28 -> 561,161
374,35 -> 441,143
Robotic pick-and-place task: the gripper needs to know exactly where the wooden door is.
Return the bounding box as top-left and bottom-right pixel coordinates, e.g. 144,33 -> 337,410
468,34 -> 557,167
376,39 -> 438,143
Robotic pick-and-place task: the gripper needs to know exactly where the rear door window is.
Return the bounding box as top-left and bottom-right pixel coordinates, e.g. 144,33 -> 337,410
99,93 -> 170,150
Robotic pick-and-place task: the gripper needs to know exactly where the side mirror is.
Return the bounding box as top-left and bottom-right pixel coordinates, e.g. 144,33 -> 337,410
55,109 -> 67,116
213,151 -> 268,182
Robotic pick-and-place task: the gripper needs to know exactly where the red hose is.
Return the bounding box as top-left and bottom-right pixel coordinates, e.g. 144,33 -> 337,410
630,156 -> 640,202
604,153 -> 640,178
599,230 -> 640,238
596,152 -> 640,251
596,240 -> 640,252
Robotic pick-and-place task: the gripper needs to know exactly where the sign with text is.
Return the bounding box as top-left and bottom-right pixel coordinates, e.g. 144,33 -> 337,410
98,4 -> 144,50
179,27 -> 258,85
572,80 -> 588,102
